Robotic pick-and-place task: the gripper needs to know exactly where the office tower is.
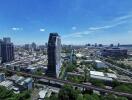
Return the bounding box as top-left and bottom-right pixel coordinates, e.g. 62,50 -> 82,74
46,33 -> 61,78
110,44 -> 114,47
0,40 -> 2,63
3,37 -> 11,43
95,43 -> 97,47
70,49 -> 76,63
31,42 -> 37,51
45,42 -> 48,48
0,38 -> 14,63
117,43 -> 120,47
99,44 -> 103,47
24,44 -> 31,51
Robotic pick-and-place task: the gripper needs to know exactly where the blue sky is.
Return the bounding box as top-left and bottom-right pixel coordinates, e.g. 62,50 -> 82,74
0,0 -> 132,45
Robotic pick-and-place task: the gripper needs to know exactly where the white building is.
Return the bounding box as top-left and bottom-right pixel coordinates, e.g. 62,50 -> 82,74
106,73 -> 117,79
10,75 -> 33,90
95,60 -> 107,68
90,71 -> 104,77
0,80 -> 13,89
38,89 -> 48,100
90,71 -> 113,81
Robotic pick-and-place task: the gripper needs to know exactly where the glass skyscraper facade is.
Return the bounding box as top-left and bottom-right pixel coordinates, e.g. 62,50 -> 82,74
46,33 -> 61,78
0,38 -> 14,63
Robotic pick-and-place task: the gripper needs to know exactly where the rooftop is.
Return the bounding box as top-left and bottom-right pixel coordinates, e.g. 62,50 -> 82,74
90,71 -> 104,77
39,89 -> 48,99
0,80 -> 13,89
95,60 -> 102,63
106,73 -> 117,79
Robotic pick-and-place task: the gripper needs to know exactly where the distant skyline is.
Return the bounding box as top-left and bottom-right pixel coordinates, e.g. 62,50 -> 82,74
0,0 -> 132,45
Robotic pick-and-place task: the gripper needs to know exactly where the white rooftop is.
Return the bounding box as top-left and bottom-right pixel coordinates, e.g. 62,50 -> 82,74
106,73 -> 117,79
39,89 -> 48,99
84,60 -> 93,62
95,60 -> 102,63
90,75 -> 113,81
27,66 -> 36,70
0,73 -> 5,75
11,75 -> 24,83
24,78 -> 32,83
0,80 -> 13,88
90,71 -> 104,77
76,53 -> 83,57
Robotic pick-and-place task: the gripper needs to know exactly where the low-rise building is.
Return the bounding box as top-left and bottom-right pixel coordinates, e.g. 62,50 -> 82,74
0,80 -> 13,90
95,60 -> 107,68
23,78 -> 33,90
90,71 -> 117,81
106,73 -> 117,79
38,89 -> 48,100
0,73 -> 5,82
101,48 -> 127,57
10,75 -> 33,91
26,66 -> 37,73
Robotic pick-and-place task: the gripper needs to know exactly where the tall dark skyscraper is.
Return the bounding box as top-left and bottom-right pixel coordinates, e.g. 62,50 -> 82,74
3,37 -> 11,43
0,38 -> 14,63
46,33 -> 61,78
0,40 -> 2,63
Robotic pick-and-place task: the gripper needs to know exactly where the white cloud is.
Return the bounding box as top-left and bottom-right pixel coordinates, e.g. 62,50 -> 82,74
63,30 -> 92,38
89,21 -> 126,31
89,13 -> 132,31
72,26 -> 77,30
11,27 -> 23,31
114,14 -> 132,21
40,28 -> 45,32
63,13 -> 132,39
128,30 -> 132,33
75,30 -> 92,35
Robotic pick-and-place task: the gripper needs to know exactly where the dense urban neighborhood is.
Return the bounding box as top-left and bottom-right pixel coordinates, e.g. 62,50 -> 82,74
1,0 -> 132,99
0,33 -> 132,100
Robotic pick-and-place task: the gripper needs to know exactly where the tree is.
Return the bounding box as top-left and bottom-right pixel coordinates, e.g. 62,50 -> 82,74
0,86 -> 13,100
0,86 -> 31,100
46,94 -> 58,100
101,94 -> 128,100
35,69 -> 43,76
76,94 -> 83,100
114,84 -> 132,93
66,63 -> 76,72
84,67 -> 88,82
58,85 -> 81,100
90,79 -> 105,88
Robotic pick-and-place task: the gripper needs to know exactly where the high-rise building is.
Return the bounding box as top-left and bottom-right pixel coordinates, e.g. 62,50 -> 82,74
46,33 -> 61,78
31,42 -> 37,51
24,44 -> 31,51
0,38 -> 14,63
110,44 -> 114,47
0,40 -> 2,63
117,43 -> 120,47
3,37 -> 11,43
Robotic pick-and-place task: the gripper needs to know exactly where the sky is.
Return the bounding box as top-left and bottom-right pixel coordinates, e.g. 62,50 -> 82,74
0,0 -> 132,45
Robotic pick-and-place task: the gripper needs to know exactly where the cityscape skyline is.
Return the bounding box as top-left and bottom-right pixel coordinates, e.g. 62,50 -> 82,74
0,0 -> 132,45
0,1 -> 132,99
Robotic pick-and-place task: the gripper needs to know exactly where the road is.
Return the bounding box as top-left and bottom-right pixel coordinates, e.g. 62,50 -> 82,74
0,67 -> 132,98
98,56 -> 132,76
